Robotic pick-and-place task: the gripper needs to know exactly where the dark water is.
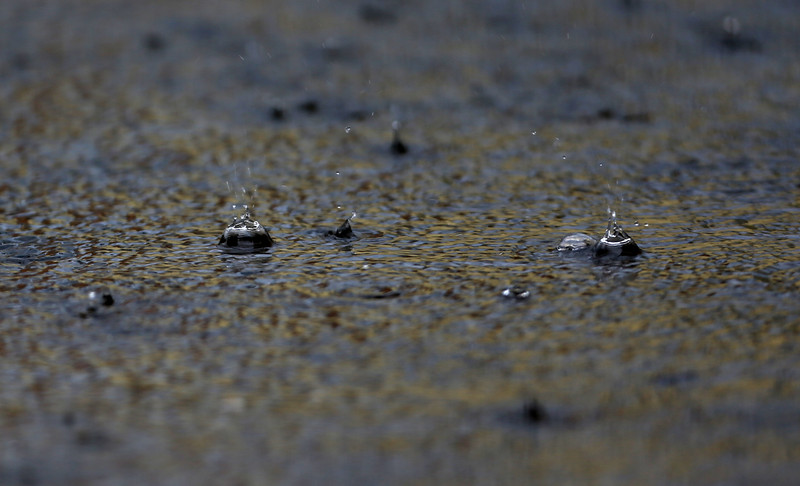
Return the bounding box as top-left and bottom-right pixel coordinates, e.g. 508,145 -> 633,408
2,0 -> 800,484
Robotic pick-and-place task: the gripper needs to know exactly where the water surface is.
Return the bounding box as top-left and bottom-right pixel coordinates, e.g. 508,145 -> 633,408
1,0 -> 799,484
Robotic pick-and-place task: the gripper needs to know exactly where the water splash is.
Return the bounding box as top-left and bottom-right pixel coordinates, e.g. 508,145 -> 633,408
331,211 -> 357,239
595,207 -> 641,257
230,203 -> 252,223
606,207 -> 618,234
390,120 -> 408,155
219,192 -> 274,253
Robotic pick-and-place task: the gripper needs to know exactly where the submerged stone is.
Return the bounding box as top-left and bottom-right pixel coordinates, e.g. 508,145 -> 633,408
218,214 -> 274,252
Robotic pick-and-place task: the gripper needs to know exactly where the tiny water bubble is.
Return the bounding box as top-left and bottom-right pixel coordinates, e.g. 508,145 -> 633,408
345,126 -> 352,134
562,155 -> 567,160
531,131 -> 537,135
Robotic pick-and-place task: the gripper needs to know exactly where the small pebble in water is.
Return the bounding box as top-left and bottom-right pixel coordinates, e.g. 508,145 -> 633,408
502,285 -> 531,300
218,208 -> 274,253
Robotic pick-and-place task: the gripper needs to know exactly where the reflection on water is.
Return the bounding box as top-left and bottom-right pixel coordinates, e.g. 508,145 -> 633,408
1,0 -> 799,484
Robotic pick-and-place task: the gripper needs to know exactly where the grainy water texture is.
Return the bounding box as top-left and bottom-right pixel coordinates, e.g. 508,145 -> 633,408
1,0 -> 799,484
